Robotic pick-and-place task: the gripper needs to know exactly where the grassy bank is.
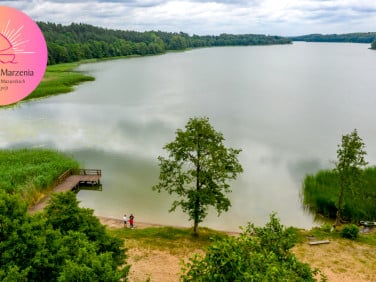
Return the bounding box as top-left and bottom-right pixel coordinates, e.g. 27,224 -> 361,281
110,226 -> 227,255
303,167 -> 376,222
26,62 -> 95,101
0,148 -> 79,205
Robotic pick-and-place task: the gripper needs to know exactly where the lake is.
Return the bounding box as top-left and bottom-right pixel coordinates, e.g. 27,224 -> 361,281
1,42 -> 375,231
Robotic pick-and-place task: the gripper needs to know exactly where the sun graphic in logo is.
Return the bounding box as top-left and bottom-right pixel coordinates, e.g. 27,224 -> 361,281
0,19 -> 35,64
0,6 -> 47,105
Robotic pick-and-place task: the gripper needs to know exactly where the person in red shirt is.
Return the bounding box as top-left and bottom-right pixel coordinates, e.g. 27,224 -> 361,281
129,214 -> 134,229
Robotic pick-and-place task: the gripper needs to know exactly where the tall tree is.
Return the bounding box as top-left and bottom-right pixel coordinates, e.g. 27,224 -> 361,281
152,117 -> 243,235
335,129 -> 368,226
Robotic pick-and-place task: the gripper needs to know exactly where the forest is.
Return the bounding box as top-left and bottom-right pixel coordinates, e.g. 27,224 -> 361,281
291,32 -> 376,44
37,22 -> 292,65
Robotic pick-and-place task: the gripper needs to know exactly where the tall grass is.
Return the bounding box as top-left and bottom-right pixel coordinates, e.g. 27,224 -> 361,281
0,148 -> 79,205
303,167 -> 376,222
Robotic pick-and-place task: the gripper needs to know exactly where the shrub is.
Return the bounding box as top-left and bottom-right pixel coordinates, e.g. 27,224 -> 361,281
0,191 -> 129,280
340,224 -> 359,240
181,213 -> 325,281
320,223 -> 333,233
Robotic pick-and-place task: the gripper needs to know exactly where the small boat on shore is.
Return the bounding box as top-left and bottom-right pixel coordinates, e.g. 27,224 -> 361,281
359,221 -> 376,227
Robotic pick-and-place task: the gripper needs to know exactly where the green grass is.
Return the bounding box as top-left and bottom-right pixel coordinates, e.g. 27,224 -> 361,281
296,224 -> 376,247
0,148 -> 79,205
109,226 -> 228,255
357,229 -> 376,246
26,63 -> 95,100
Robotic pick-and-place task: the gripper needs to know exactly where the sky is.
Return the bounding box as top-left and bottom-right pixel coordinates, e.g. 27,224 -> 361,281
1,0 -> 376,36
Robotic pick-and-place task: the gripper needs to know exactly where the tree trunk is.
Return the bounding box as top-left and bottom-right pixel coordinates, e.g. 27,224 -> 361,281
193,162 -> 200,236
335,182 -> 344,226
194,133 -> 201,236
193,219 -> 199,236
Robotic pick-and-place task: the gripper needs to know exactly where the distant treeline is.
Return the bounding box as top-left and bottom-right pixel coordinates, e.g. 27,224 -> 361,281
37,22 -> 292,65
291,32 -> 376,44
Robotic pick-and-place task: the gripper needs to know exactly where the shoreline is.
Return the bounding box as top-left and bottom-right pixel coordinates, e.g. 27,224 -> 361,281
96,215 -> 241,236
97,215 -> 172,229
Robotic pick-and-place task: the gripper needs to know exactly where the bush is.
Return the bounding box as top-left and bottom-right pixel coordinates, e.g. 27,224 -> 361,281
0,191 -> 129,280
181,213 -> 325,281
340,224 -> 359,240
320,223 -> 333,233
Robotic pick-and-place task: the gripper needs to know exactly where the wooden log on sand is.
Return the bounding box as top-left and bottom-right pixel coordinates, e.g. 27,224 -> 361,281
309,240 -> 330,246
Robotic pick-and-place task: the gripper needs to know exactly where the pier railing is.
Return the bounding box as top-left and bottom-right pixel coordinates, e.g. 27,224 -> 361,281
78,169 -> 102,176
54,169 -> 102,186
56,169 -> 74,185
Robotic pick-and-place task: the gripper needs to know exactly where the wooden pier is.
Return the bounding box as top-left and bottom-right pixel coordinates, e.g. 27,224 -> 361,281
54,169 -> 102,192
29,169 -> 102,214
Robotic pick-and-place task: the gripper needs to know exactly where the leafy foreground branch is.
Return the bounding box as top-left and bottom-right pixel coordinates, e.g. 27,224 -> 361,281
181,213 -> 326,282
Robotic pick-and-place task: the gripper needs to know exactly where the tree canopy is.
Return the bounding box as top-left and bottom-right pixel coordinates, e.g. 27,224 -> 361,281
291,32 -> 376,43
152,117 -> 243,235
0,191 -> 129,281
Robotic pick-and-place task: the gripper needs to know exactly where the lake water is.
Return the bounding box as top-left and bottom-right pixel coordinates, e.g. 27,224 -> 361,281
1,42 -> 376,231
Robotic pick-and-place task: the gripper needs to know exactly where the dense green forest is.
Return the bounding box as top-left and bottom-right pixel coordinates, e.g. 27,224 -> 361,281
37,22 -> 292,65
0,191 -> 128,280
291,32 -> 376,44
303,167 -> 376,223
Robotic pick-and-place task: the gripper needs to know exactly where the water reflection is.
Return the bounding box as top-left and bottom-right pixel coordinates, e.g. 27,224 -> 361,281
1,43 -> 376,231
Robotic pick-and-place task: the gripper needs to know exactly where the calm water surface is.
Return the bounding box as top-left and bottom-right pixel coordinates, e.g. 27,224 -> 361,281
1,42 -> 376,231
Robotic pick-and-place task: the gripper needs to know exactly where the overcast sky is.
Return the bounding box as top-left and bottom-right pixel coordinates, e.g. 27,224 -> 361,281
2,0 -> 376,36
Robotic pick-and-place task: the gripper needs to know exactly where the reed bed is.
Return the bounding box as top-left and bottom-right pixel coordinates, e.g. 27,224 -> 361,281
303,167 -> 376,222
0,148 -> 79,205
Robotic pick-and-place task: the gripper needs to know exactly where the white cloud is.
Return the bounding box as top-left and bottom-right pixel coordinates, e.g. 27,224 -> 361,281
1,0 -> 375,35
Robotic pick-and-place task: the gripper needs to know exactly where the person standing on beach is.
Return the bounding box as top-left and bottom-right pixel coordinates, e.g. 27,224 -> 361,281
123,214 -> 127,228
129,214 -> 134,229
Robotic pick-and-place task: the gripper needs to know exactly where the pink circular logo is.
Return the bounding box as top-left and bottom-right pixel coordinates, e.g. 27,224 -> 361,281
0,6 -> 47,105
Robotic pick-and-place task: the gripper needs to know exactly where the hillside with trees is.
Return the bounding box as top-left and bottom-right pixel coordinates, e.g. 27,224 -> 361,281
37,22 -> 291,65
